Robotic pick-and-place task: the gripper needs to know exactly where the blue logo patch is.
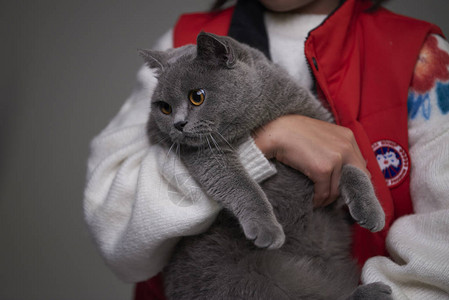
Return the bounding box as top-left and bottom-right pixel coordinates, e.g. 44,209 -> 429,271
372,140 -> 410,188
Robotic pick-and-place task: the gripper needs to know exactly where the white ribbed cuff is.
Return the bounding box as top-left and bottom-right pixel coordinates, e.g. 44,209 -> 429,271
238,138 -> 277,183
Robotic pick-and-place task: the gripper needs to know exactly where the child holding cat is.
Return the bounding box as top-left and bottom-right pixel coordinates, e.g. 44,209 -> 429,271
84,0 -> 449,299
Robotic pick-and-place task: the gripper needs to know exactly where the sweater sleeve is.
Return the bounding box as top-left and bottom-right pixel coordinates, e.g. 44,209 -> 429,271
83,30 -> 276,283
362,34 -> 449,299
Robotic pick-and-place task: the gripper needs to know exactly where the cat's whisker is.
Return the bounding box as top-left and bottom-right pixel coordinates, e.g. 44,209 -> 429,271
210,134 -> 227,166
205,135 -> 213,153
176,142 -> 182,174
172,143 -> 178,175
153,137 -> 172,208
166,142 -> 176,159
209,133 -> 224,156
198,135 -> 205,160
149,135 -> 170,146
206,134 -> 225,167
212,134 -> 219,146
160,142 -> 177,181
216,131 -> 235,151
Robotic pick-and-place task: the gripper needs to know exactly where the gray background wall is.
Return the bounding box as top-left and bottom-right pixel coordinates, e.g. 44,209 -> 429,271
1,1 -> 448,299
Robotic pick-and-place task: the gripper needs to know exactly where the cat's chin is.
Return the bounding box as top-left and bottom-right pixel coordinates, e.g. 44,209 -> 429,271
169,132 -> 205,148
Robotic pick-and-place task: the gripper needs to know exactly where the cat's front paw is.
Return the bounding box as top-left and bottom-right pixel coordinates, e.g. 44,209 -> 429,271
241,218 -> 285,249
340,165 -> 385,232
348,193 -> 385,232
352,205 -> 385,232
349,282 -> 392,300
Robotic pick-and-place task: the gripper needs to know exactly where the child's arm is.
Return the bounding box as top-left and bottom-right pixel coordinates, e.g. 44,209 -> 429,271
83,30 -> 276,282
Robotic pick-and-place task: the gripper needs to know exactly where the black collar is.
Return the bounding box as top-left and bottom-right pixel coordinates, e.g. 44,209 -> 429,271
228,0 -> 271,59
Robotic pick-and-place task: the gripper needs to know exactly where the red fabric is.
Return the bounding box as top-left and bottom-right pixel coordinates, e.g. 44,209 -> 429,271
135,1 -> 443,299
134,274 -> 165,300
173,7 -> 234,48
303,0 -> 441,263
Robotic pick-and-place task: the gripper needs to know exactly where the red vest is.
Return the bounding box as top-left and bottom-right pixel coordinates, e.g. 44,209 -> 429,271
136,1 -> 442,298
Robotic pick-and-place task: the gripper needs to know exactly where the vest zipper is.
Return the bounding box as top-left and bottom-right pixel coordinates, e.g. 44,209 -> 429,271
303,0 -> 345,90
303,1 -> 345,119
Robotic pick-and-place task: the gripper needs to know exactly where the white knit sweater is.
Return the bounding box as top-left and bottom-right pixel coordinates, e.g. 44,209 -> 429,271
84,13 -> 449,298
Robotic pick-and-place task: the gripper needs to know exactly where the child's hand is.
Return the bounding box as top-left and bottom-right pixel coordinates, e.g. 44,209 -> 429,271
253,115 -> 370,207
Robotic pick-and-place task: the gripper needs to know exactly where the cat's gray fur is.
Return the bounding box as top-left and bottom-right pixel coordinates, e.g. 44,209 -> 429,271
140,32 -> 391,299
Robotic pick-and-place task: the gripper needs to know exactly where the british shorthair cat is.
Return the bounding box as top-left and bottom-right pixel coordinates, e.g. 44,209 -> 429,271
139,32 -> 391,299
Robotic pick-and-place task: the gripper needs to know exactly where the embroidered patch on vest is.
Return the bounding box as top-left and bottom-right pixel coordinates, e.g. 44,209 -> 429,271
372,140 -> 410,188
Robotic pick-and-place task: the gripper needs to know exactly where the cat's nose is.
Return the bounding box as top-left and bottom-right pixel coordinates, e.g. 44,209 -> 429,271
174,121 -> 188,131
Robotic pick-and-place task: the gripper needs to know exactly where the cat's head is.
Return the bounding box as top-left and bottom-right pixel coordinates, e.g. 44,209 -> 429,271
139,32 -> 264,147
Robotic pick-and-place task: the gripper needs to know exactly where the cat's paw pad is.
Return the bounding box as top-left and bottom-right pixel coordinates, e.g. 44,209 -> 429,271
242,219 -> 285,249
351,282 -> 392,300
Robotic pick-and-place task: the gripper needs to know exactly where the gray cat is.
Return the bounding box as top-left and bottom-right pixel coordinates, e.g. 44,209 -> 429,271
139,32 -> 392,299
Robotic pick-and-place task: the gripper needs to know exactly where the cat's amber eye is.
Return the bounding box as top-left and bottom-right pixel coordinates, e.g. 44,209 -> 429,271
188,89 -> 205,106
160,102 -> 172,115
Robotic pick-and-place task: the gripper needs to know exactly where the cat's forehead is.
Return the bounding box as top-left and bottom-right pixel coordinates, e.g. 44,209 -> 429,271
160,47 -> 203,80
166,45 -> 196,65
161,56 -> 222,86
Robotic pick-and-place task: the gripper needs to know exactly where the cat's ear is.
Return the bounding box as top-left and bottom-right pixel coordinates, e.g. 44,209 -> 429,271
196,32 -> 236,68
138,49 -> 167,75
